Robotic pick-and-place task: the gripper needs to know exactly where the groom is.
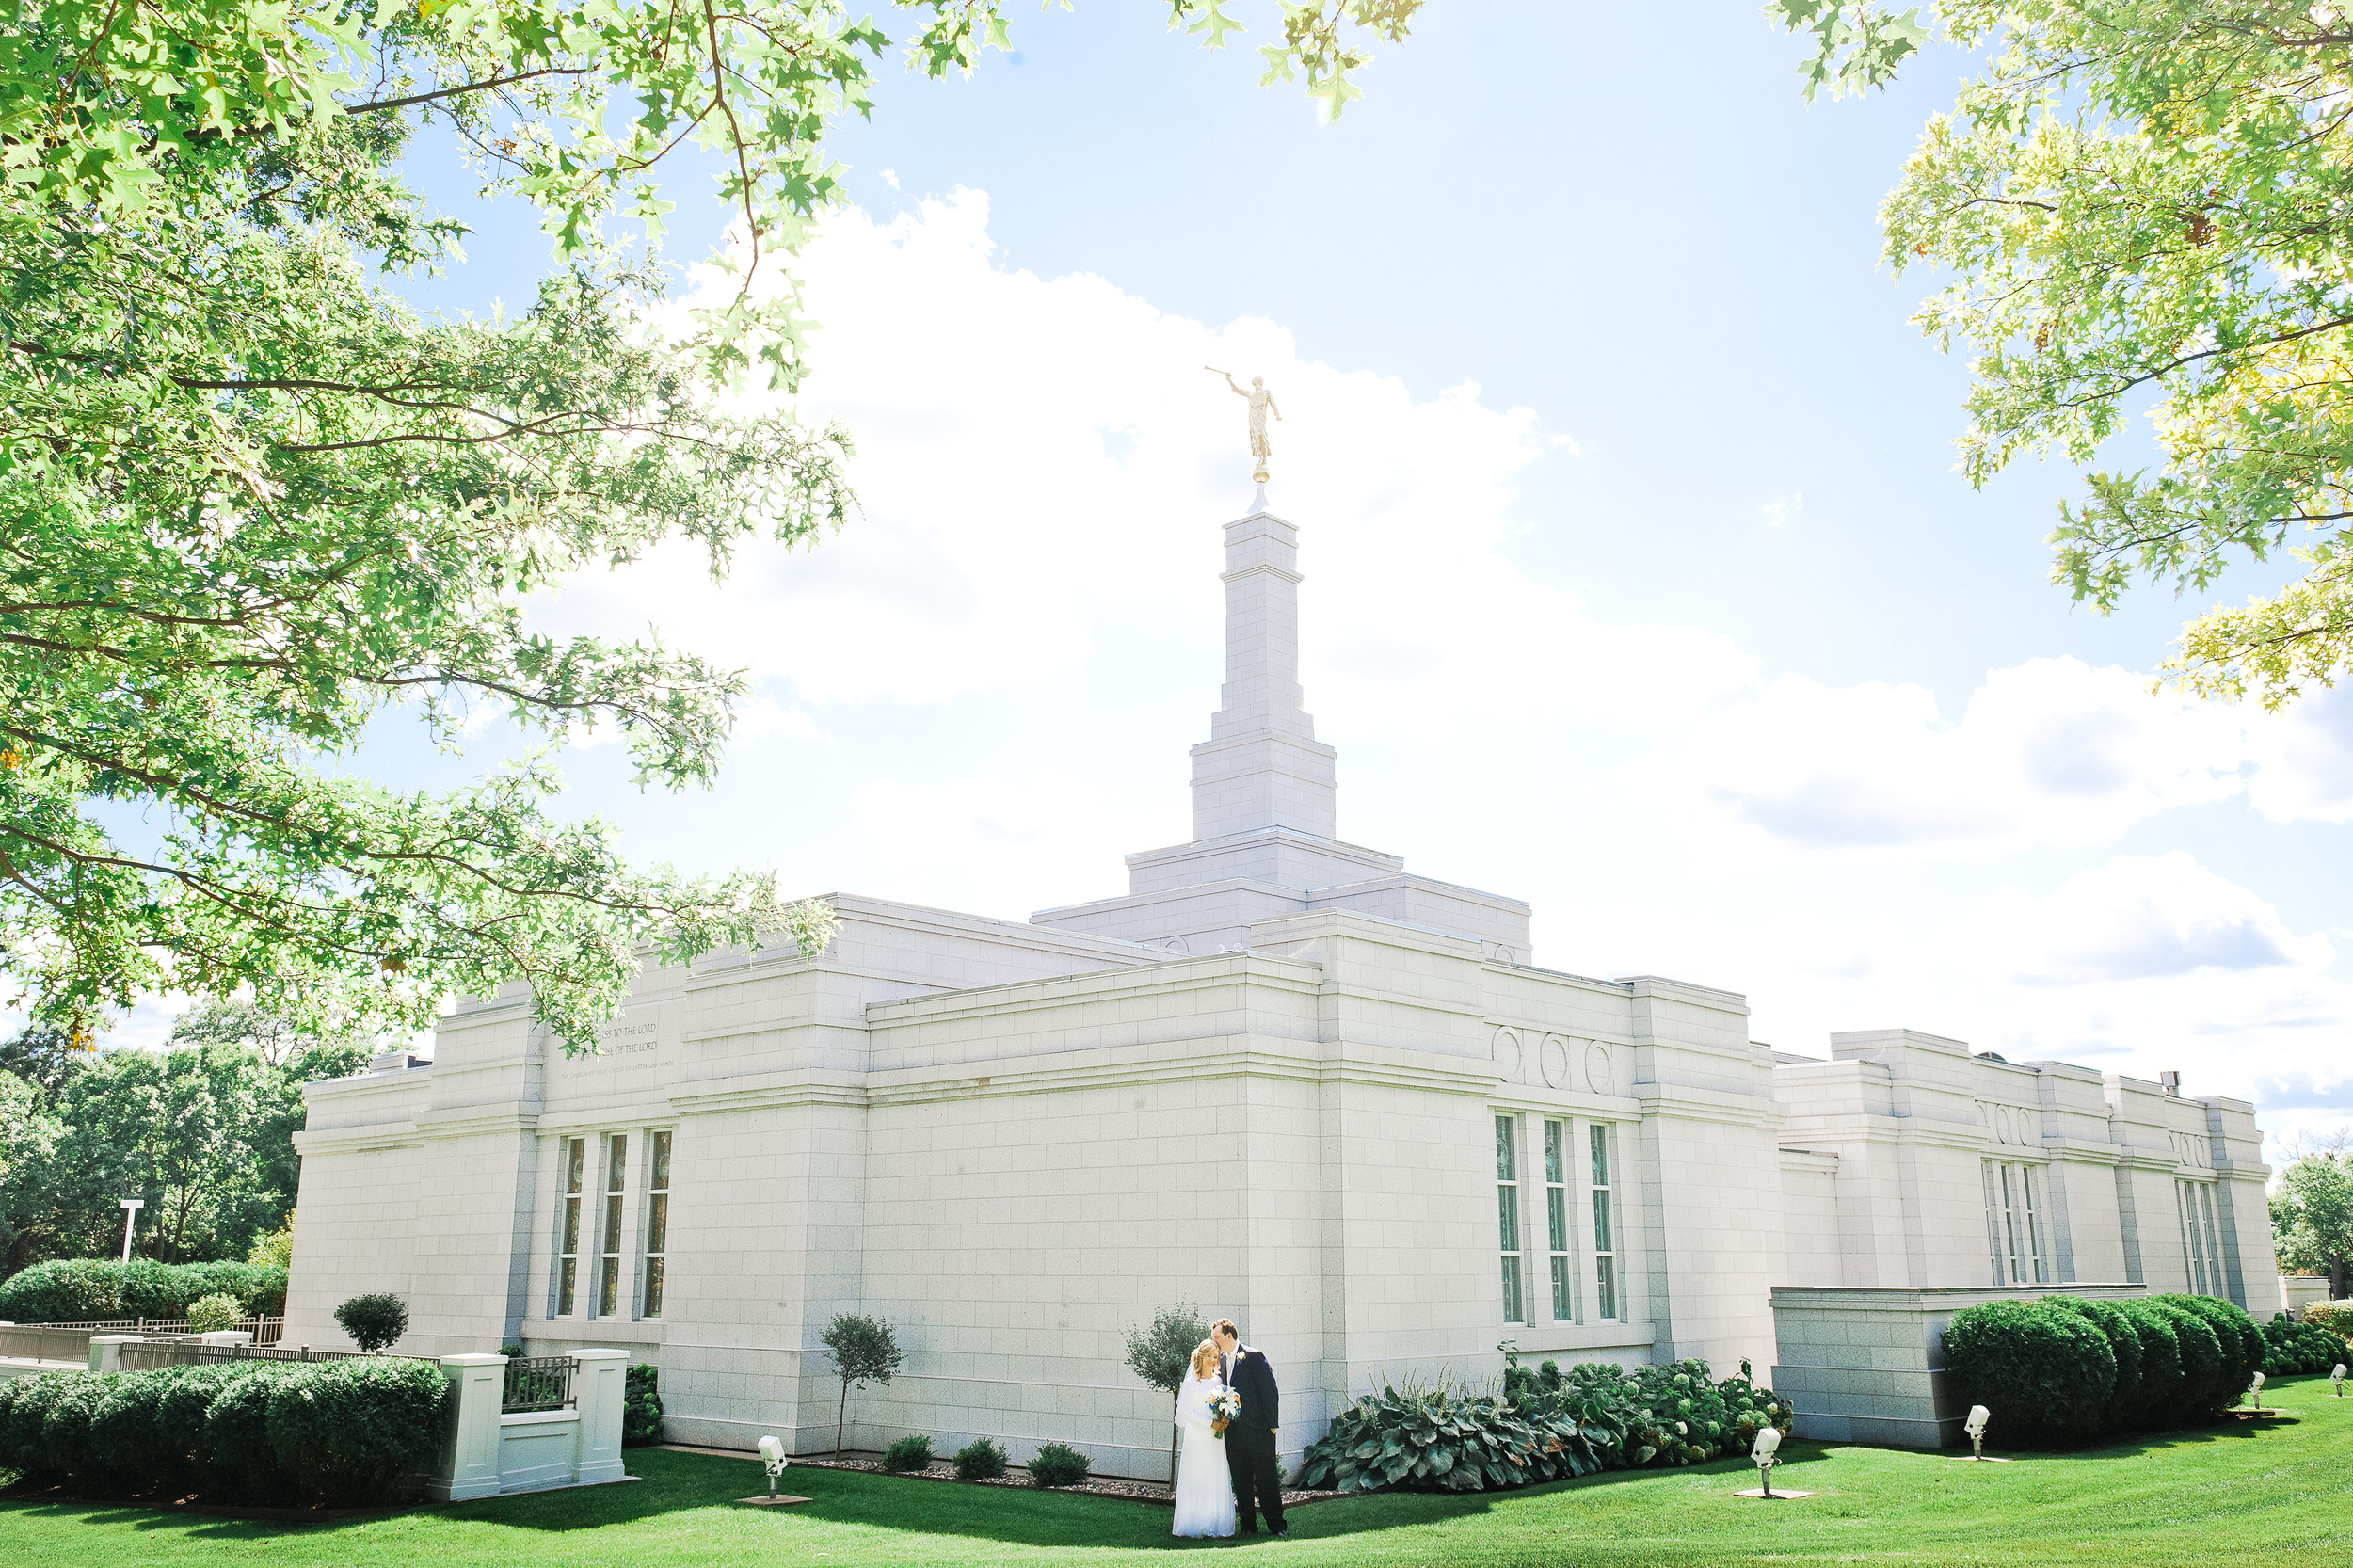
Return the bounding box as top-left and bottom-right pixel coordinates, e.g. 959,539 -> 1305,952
1212,1318 -> 1287,1538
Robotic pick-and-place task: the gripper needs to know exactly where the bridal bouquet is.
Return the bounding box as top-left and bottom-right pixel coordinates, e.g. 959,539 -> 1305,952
1209,1389 -> 1241,1437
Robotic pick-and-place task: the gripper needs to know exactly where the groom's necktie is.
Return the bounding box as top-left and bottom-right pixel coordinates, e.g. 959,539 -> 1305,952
1221,1352 -> 1231,1384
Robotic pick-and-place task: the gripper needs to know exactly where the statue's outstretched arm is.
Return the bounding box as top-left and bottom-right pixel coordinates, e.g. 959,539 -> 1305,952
1205,364 -> 1245,396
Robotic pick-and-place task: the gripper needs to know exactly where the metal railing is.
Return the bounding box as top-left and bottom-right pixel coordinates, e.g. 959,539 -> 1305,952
0,1322 -> 104,1365
0,1315 -> 284,1345
502,1355 -> 576,1413
116,1339 -> 431,1373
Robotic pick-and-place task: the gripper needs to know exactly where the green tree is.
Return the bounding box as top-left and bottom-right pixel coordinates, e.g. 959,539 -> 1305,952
1768,2 -> 2353,707
1123,1301 -> 1209,1481
819,1310 -> 904,1457
2272,1148 -> 2353,1301
0,3 -> 1418,1057
0,1013 -> 369,1269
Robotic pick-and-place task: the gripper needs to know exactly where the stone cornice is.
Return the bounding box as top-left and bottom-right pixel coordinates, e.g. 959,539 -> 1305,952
415,1105 -> 539,1140
864,952 -> 1323,1028
1632,1082 -> 1782,1131
293,1120 -> 423,1155
664,1040 -> 1500,1116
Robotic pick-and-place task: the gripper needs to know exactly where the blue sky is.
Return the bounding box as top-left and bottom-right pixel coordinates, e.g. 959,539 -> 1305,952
152,4 -> 2353,1145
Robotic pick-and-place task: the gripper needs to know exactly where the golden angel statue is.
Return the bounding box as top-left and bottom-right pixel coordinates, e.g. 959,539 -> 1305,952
1207,367 -> 1282,483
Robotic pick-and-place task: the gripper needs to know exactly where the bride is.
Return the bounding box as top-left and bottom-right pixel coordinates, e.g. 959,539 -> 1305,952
1171,1339 -> 1237,1538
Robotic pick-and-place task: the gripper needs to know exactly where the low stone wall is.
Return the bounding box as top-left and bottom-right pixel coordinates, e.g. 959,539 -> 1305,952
1769,1283 -> 2147,1449
430,1349 -> 629,1500
2281,1276 -> 2335,1316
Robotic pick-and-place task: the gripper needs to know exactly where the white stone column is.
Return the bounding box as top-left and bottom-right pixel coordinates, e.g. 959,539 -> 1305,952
429,1352 -> 508,1502
569,1349 -> 631,1485
88,1334 -> 139,1373
1190,504 -> 1338,841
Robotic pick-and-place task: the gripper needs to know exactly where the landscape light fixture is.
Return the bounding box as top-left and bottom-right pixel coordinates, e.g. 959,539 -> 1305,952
2332,1364 -> 2346,1399
1753,1426 -> 1782,1497
1735,1424 -> 1812,1499
117,1198 -> 143,1265
2248,1371 -> 2265,1411
758,1435 -> 789,1501
1955,1404 -> 2008,1463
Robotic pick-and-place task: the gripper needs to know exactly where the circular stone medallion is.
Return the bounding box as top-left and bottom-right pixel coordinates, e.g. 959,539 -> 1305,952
1584,1043 -> 1614,1095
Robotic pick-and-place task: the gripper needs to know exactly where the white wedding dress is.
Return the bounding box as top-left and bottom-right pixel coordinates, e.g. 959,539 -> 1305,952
1171,1370 -> 1237,1538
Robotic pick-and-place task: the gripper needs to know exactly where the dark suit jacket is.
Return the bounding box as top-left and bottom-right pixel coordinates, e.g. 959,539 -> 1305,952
1224,1346 -> 1279,1431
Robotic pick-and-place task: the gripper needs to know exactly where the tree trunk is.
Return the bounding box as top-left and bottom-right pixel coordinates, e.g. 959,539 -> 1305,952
838,1380 -> 849,1457
2333,1256 -> 2346,1303
1168,1390 -> 1180,1484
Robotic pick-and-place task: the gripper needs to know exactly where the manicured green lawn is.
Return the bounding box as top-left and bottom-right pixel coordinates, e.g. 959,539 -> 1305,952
5,1373 -> 2350,1567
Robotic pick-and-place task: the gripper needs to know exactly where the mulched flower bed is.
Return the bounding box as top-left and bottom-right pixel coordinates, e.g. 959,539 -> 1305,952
656,1445 -> 1344,1508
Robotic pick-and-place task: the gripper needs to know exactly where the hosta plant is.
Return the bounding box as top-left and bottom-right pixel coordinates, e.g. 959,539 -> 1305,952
1294,1373 -> 1606,1494
1299,1356 -> 1794,1496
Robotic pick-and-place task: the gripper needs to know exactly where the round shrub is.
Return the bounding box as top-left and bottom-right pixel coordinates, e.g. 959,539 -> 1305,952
883,1434 -> 935,1472
333,1292 -> 408,1354
2151,1300 -> 2226,1416
2161,1295 -> 2263,1403
623,1363 -> 663,1448
1943,1299 -> 2116,1447
203,1365 -> 300,1501
266,1356 -> 450,1504
87,1369 -> 177,1491
152,1361 -> 250,1492
1028,1440 -> 1090,1488
952,1436 -> 1008,1480
0,1371 -> 72,1480
2045,1298 -> 2142,1430
2265,1312 -> 2347,1375
184,1293 -> 244,1334
2117,1300 -> 2184,1427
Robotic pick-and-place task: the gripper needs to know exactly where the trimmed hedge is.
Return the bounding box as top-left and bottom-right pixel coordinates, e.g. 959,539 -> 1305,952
2308,1300 -> 2353,1345
0,1357 -> 447,1505
1945,1300 -> 2115,1447
1942,1293 -> 2265,1448
0,1259 -> 288,1321
2044,1297 -> 2141,1430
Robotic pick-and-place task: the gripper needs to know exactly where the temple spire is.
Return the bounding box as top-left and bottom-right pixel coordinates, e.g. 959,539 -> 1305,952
1188,492 -> 1337,841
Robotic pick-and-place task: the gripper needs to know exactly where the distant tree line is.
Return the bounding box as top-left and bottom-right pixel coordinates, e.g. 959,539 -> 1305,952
0,1005 -> 371,1274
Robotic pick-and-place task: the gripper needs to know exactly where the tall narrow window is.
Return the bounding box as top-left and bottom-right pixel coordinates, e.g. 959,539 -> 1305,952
1496,1115 -> 1524,1324
2179,1179 -> 2223,1296
1544,1119 -> 1574,1321
1985,1161 -> 2048,1286
2199,1185 -> 2224,1298
641,1129 -> 672,1320
596,1134 -> 627,1317
2022,1167 -> 2047,1284
556,1138 -> 585,1316
1590,1123 -> 1617,1320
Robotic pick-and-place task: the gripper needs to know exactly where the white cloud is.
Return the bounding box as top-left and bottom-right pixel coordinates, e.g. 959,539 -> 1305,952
1760,492 -> 1801,527
501,190 -> 2353,1134
1640,656 -> 2353,861
532,192 -> 1745,742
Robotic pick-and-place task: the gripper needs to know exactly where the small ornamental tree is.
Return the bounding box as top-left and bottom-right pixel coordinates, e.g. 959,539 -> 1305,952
185,1293 -> 245,1333
335,1292 -> 409,1354
1123,1302 -> 1209,1480
820,1312 -> 904,1457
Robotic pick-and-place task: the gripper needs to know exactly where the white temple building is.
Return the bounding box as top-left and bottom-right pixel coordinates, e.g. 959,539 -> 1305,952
287,485 -> 2283,1469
